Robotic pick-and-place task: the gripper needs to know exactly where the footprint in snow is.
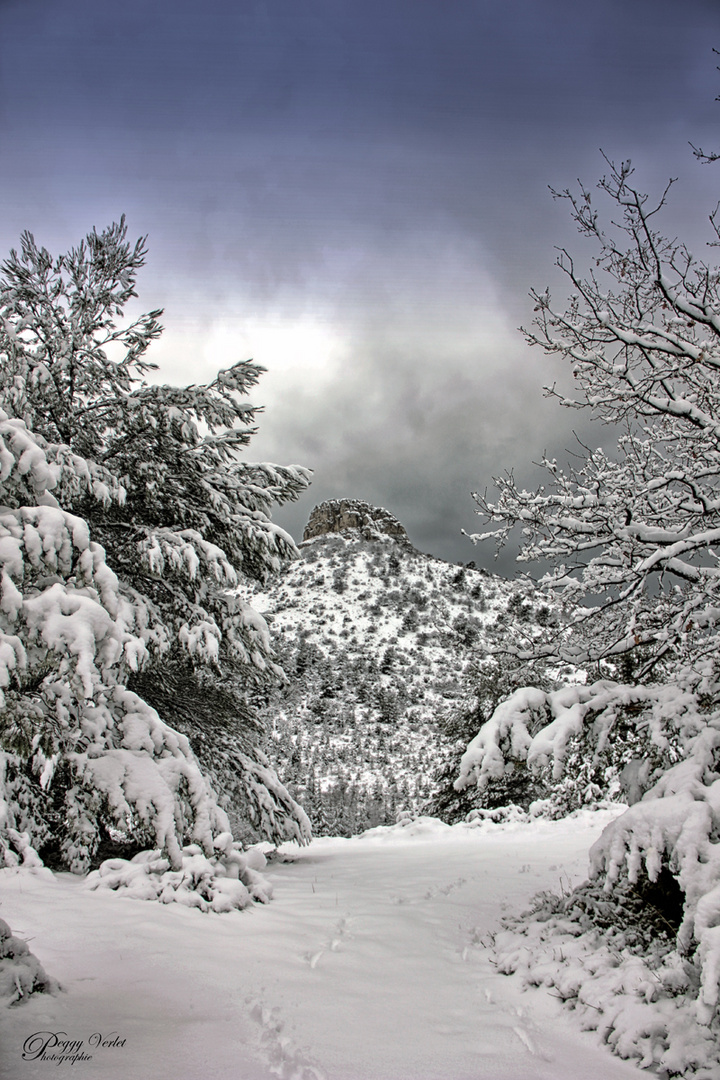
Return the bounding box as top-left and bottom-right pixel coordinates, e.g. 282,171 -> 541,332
304,917 -> 353,968
512,1025 -> 537,1054
247,996 -> 326,1080
509,1006 -> 553,1062
423,877 -> 468,900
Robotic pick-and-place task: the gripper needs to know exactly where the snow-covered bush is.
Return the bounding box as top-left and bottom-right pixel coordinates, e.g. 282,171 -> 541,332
426,659 -> 552,823
456,680 -> 693,803
456,678 -> 720,1028
0,219 -> 312,873
85,835 -> 273,913
493,879 -> 720,1076
456,676 -> 720,1060
0,917 -> 59,1006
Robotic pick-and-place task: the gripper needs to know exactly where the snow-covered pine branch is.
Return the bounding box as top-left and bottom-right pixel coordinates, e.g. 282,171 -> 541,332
0,220 -> 311,678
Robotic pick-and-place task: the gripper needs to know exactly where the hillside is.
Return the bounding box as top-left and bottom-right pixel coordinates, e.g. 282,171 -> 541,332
247,499 -> 562,835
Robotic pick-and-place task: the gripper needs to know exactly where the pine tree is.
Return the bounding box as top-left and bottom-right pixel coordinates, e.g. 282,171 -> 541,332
0,219 -> 312,874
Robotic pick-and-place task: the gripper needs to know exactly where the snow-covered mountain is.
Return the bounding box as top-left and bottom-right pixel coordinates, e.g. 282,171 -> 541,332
248,499 -> 559,835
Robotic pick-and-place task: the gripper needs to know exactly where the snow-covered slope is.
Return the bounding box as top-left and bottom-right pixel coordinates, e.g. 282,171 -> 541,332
248,503 -> 562,835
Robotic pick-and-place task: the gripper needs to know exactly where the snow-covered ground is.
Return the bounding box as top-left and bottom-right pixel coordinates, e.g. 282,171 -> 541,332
0,810 -> 643,1080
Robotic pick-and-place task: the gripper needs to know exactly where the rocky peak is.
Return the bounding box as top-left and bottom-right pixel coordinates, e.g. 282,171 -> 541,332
302,499 -> 410,544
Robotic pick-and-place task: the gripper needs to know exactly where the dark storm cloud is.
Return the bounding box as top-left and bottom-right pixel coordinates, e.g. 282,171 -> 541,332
2,0 -> 715,134
1,0 -> 719,566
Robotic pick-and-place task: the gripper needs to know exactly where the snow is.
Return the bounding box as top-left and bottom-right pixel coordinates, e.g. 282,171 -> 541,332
0,809 -> 644,1080
455,677 -> 720,1039
588,724 -> 720,1025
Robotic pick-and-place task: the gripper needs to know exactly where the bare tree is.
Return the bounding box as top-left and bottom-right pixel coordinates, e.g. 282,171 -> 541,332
459,148 -> 720,1043
470,156 -> 720,680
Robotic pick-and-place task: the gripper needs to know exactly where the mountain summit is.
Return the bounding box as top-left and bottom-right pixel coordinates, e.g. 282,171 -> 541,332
249,506 -> 560,836
302,498 -> 410,545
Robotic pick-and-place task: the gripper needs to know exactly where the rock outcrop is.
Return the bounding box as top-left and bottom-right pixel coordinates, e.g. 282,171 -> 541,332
302,499 -> 410,544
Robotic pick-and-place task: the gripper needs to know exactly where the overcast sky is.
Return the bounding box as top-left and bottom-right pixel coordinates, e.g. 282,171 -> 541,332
1,0 -> 719,569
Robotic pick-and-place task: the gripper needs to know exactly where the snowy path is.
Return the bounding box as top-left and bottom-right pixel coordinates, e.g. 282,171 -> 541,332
0,812 -> 643,1080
